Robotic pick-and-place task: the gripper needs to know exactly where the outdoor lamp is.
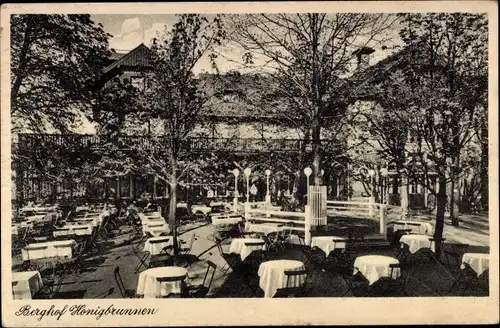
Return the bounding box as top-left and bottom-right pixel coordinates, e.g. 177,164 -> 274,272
368,169 -> 376,197
265,169 -> 272,203
232,169 -> 240,198
244,167 -> 252,203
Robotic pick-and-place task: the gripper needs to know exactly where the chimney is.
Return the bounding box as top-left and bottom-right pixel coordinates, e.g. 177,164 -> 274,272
353,46 -> 375,71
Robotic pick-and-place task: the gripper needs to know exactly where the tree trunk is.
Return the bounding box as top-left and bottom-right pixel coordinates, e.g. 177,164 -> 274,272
449,155 -> 460,226
480,122 -> 488,211
433,177 -> 447,256
169,165 -> 179,257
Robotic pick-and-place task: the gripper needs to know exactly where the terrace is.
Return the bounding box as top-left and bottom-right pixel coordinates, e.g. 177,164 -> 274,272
11,202 -> 489,300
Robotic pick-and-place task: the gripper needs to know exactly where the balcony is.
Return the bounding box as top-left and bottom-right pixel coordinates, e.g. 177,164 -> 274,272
14,134 -> 341,155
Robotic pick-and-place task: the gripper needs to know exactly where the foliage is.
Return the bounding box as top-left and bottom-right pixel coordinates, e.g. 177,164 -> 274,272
10,14 -> 112,133
227,13 -> 399,183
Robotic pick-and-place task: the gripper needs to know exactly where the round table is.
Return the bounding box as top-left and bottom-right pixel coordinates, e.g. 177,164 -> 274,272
229,238 -> 265,261
136,267 -> 188,298
310,236 -> 346,256
399,234 -> 435,254
258,260 -> 306,297
353,255 -> 401,285
212,216 -> 243,226
461,253 -> 489,276
143,236 -> 175,255
12,271 -> 44,300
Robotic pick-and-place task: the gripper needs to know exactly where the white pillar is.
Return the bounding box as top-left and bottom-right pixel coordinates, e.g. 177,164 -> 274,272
379,204 -> 387,236
304,205 -> 311,246
244,202 -> 251,221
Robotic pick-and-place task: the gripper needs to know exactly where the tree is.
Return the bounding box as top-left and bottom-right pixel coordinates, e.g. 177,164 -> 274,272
364,13 -> 487,254
10,14 -> 112,133
124,14 -> 226,258
227,13 -> 398,185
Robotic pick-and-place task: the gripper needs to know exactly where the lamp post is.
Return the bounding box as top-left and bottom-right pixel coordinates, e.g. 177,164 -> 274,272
368,169 -> 376,197
244,167 -> 252,204
304,167 -> 312,205
380,167 -> 388,204
232,169 -> 239,207
265,169 -> 271,204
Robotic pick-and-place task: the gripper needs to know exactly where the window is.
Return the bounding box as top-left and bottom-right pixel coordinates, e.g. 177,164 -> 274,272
131,76 -> 144,90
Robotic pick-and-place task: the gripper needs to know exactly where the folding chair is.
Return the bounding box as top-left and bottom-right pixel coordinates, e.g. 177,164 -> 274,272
177,234 -> 198,267
325,238 -> 348,266
370,263 -> 410,296
215,238 -> 241,275
114,266 -> 135,298
155,275 -> 187,298
297,234 -> 326,270
184,261 -> 217,298
390,230 -> 412,262
132,242 -> 150,274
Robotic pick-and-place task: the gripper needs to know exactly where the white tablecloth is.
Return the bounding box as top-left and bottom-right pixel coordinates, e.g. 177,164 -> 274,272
391,220 -> 434,235
143,237 -> 176,255
73,217 -> 99,227
12,271 -> 44,300
12,224 -> 20,235
143,222 -> 170,237
22,206 -> 57,213
353,255 -> 401,285
461,253 -> 489,276
212,216 -> 243,226
22,240 -> 77,261
75,206 -> 90,212
136,267 -> 188,298
53,224 -> 93,237
141,217 -> 165,226
310,236 -> 347,256
229,238 -> 266,261
246,223 -> 283,235
25,215 -> 49,224
399,234 -> 436,254
258,260 -> 306,298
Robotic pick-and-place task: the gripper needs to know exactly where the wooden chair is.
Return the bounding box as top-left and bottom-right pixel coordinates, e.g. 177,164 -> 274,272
297,234 -> 326,270
155,275 -> 187,298
214,238 -> 241,275
274,269 -> 309,297
184,261 -> 217,298
370,263 -> 410,296
114,266 -> 135,298
132,242 -> 150,273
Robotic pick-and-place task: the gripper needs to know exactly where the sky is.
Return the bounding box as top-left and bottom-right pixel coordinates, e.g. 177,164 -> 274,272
91,14 -> 404,75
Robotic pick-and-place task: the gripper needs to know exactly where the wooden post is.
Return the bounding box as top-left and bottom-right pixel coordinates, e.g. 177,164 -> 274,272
153,175 -> 157,200
368,196 -> 375,218
304,204 -> 311,245
117,176 -> 121,200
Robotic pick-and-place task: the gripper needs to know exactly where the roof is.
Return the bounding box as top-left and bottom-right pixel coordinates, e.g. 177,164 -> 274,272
102,43 -> 152,74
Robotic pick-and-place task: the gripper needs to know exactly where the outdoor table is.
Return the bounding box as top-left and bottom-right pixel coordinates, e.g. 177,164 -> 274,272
53,224 -> 93,237
75,206 -> 90,212
258,260 -> 306,298
353,255 -> 401,285
230,238 -> 266,261
22,240 -> 77,261
143,222 -> 170,237
461,253 -> 489,276
246,223 -> 283,235
25,215 -> 48,224
310,236 -> 347,256
12,271 -> 44,300
136,267 -> 188,298
212,216 -> 243,226
12,224 -> 20,235
390,220 -> 434,235
141,216 -> 165,226
399,234 -> 436,254
21,206 -> 57,213
143,236 -> 176,255
73,217 -> 99,227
